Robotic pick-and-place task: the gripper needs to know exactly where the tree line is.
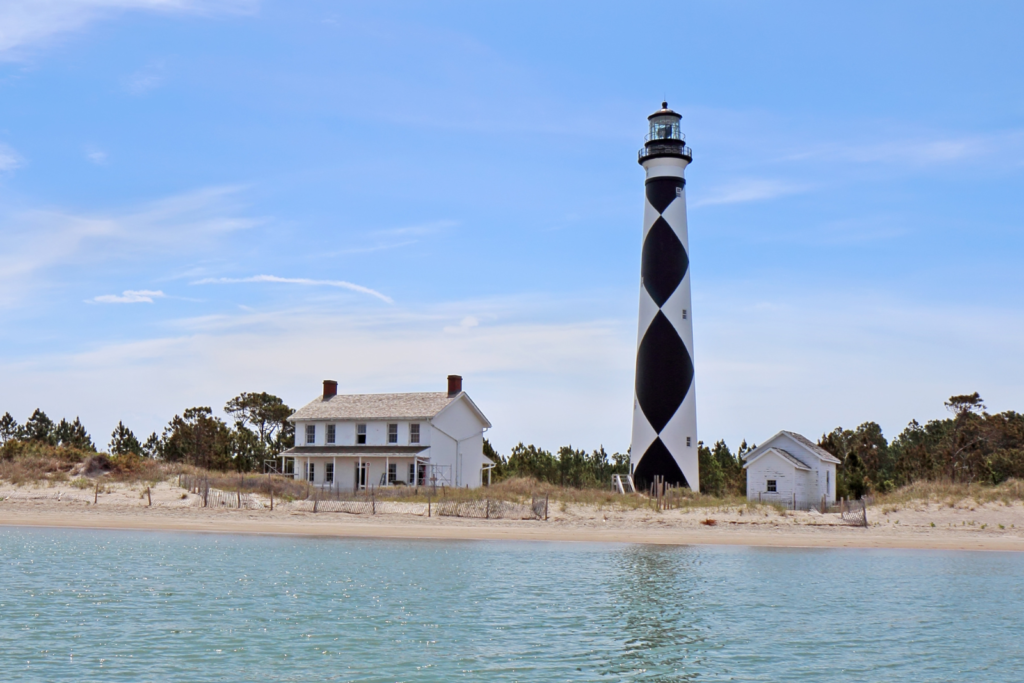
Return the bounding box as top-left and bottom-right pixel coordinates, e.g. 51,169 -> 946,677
3,390 -> 1020,496
0,392 -> 294,472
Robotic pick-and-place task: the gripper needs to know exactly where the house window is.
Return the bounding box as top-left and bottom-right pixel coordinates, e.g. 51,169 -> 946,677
325,462 -> 334,484
410,423 -> 420,444
686,436 -> 691,447
682,309 -> 687,320
767,479 -> 777,493
305,425 -> 316,445
388,423 -> 398,444
388,463 -> 397,484
356,424 -> 367,444
326,424 -> 336,444
308,462 -> 315,482
408,463 -> 416,485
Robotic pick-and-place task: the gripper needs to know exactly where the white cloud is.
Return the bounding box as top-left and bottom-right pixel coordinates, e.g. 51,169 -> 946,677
192,275 -> 394,304
0,185 -> 259,308
692,179 -> 808,207
2,286 -> 1022,459
124,60 -> 165,94
0,300 -> 636,453
90,289 -> 165,303
85,146 -> 108,165
0,143 -> 23,171
0,1 -> 257,59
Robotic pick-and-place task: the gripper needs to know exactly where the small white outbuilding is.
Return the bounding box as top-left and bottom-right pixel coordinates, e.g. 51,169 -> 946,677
742,430 -> 840,508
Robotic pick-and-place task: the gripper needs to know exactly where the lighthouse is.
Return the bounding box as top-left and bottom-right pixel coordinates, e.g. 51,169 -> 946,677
630,102 -> 698,490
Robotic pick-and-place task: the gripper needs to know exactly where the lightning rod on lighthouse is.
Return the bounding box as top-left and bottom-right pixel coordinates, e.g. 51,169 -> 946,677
630,102 -> 699,490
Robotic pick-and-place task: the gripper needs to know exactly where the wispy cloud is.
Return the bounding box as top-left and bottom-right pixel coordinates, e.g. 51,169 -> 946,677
784,131 -> 1024,168
124,60 -> 165,94
90,289 -> 165,304
0,1 -> 258,59
85,145 -> 108,165
192,275 -> 394,304
0,185 -> 259,308
692,179 -> 808,207
0,143 -> 23,171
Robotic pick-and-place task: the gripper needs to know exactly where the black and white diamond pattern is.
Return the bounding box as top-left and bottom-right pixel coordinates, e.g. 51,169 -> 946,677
631,173 -> 698,490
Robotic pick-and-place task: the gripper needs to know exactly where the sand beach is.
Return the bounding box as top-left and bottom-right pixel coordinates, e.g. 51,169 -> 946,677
1,480 -> 1022,552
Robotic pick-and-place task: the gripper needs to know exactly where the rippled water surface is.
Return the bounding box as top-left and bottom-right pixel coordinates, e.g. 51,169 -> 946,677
0,527 -> 1021,681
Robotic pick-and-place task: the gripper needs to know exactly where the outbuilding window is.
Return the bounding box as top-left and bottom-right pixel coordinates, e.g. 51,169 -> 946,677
305,425 -> 315,445
326,424 -> 336,444
767,479 -> 777,493
388,423 -> 398,444
356,424 -> 367,444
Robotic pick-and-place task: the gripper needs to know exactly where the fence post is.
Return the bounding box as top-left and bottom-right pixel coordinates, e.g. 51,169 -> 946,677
147,486 -> 152,507
237,489 -> 241,509
372,490 -> 375,515
313,487 -> 319,514
270,488 -> 274,511
486,499 -> 490,519
793,492 -> 796,510
94,482 -> 98,504
428,493 -> 431,518
862,501 -> 868,527
545,495 -> 549,521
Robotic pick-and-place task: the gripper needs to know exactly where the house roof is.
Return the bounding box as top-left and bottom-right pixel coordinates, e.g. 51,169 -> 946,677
284,446 -> 429,459
742,430 -> 842,469
288,392 -> 457,422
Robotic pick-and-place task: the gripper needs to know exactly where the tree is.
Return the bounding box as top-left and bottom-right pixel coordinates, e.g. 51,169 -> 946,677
944,392 -> 989,482
0,413 -> 19,444
225,393 -> 292,449
161,407 -> 233,470
698,441 -> 725,496
142,432 -> 163,459
56,417 -> 95,451
109,421 -> 143,456
23,409 -> 55,444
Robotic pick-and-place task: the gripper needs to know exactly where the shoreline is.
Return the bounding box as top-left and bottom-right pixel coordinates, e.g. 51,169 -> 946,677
2,505 -> 1023,552
3,480 -> 1023,552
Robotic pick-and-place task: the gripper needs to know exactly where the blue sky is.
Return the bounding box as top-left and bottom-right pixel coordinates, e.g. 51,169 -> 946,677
1,1 -> 1022,454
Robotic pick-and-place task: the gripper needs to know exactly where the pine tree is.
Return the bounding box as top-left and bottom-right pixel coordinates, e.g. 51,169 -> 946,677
23,409 -> 55,444
142,432 -> 162,459
109,421 -> 142,456
0,412 -> 19,444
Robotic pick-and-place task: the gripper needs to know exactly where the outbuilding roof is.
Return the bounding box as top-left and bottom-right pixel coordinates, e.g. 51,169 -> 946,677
780,431 -> 842,464
288,392 -> 456,422
741,430 -> 842,469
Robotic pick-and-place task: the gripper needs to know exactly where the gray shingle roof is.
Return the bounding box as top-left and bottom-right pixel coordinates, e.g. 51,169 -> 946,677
288,392 -> 456,422
782,431 -> 842,464
773,448 -> 812,470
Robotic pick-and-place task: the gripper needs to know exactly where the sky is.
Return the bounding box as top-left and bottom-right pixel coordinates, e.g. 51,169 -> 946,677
0,0 -> 1022,455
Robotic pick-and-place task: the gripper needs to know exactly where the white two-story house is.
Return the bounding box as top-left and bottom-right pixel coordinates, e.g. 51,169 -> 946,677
282,375 -> 492,489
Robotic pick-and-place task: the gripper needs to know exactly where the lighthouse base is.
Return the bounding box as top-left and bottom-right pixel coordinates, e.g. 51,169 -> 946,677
633,437 -> 690,490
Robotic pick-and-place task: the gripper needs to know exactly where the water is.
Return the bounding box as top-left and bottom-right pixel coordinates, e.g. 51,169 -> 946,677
0,528 -> 1021,681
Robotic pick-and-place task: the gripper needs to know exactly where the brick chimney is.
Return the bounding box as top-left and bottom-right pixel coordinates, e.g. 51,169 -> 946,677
323,379 -> 338,400
447,374 -> 462,397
